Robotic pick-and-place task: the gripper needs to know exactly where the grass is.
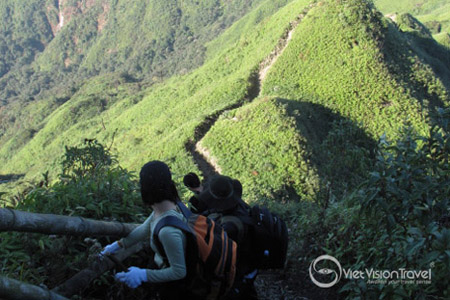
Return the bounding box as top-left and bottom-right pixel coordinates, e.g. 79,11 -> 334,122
261,0 -> 438,138
200,0 -> 448,203
0,0 -> 312,197
202,97 -> 321,202
374,0 -> 450,44
2,0 -> 448,203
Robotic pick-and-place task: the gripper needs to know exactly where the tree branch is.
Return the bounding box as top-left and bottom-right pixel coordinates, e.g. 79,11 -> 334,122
0,276 -> 69,300
0,208 -> 139,237
52,242 -> 145,297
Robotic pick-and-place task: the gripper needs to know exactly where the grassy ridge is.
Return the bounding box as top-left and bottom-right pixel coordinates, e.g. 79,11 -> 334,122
200,0 -> 448,202
261,0 -> 442,138
202,97 -> 322,202
0,0 -> 266,162
0,0 -> 311,194
374,0 -> 450,38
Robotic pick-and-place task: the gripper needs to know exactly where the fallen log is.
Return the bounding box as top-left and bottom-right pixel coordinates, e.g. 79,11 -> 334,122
52,242 -> 145,297
0,276 -> 69,300
0,208 -> 139,237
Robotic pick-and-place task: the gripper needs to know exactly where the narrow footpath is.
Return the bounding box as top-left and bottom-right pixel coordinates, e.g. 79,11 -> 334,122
186,4 -> 316,182
185,4 -> 321,299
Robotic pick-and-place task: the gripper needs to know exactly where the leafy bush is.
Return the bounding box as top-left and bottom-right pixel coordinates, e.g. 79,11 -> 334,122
16,140 -> 145,221
303,108 -> 450,299
1,141 -> 148,293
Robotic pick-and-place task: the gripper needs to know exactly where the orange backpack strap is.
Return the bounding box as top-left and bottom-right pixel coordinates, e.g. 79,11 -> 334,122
154,202 -> 237,298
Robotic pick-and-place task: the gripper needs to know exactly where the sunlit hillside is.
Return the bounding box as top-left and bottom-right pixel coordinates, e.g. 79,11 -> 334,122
0,0 -> 449,299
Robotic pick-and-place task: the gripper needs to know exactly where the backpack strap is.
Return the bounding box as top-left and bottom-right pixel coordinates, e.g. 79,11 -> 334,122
153,215 -> 192,259
176,200 -> 193,218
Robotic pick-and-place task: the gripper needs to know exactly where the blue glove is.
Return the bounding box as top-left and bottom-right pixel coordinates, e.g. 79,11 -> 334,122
115,267 -> 148,288
100,241 -> 121,256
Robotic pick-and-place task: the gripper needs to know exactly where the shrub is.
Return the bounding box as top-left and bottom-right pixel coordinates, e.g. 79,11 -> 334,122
319,107 -> 450,299
1,141 -> 148,293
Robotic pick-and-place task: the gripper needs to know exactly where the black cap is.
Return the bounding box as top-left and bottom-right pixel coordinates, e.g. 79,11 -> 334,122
198,175 -> 239,211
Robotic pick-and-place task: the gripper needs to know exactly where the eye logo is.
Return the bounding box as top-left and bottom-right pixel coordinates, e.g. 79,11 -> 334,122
309,255 -> 342,288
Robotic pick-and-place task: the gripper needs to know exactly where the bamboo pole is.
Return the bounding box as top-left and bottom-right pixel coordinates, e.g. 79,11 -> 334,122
0,276 -> 69,300
0,208 -> 139,237
52,242 -> 145,297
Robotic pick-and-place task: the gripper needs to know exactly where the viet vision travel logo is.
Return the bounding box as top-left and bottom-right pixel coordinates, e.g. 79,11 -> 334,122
309,255 -> 432,288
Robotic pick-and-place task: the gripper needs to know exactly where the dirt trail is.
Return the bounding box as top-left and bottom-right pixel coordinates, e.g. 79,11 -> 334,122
184,71 -> 259,179
186,4 -> 315,183
185,4 -> 319,299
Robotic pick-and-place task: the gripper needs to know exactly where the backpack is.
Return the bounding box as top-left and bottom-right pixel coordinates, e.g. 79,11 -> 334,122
209,202 -> 288,270
153,201 -> 237,299
249,205 -> 288,269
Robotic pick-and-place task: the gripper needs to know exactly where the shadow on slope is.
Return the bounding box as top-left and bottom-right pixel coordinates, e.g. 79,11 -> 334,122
383,21 -> 450,110
0,173 -> 25,184
276,99 -> 377,205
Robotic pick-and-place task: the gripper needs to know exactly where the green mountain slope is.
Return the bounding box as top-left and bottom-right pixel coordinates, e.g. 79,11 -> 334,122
374,0 -> 450,47
0,0 -> 266,154
0,0 -> 53,80
201,0 -> 449,201
0,0 -> 306,189
1,0 -> 266,102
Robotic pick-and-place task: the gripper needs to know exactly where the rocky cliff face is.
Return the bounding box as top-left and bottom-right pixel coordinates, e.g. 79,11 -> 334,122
46,0 -> 110,36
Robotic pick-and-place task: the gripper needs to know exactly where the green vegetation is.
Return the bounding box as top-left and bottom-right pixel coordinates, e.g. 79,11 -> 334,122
1,0 -> 449,299
0,0 -> 310,192
202,0 -> 448,203
374,0 -> 450,47
0,0 -> 53,79
0,0 -> 266,159
261,0 -> 446,138
294,108 -> 449,299
0,141 -> 150,299
202,97 -> 322,202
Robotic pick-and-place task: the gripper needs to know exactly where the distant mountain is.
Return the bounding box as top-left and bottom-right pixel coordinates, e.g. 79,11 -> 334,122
0,0 -> 268,144
374,0 -> 450,48
0,0 -> 448,202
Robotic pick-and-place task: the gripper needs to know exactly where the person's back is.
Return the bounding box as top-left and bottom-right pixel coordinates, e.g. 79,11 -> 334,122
100,161 -> 191,299
197,175 -> 258,300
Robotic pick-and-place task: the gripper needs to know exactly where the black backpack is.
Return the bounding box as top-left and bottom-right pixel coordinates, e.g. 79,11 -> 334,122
208,201 -> 288,270
249,205 -> 288,269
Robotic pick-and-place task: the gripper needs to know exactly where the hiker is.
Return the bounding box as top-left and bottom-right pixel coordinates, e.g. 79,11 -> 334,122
100,160 -> 192,299
197,175 -> 258,300
101,162 -> 237,299
183,172 -> 243,214
183,172 -> 203,194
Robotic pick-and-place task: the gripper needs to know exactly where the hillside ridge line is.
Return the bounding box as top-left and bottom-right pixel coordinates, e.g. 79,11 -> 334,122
188,2 -> 317,181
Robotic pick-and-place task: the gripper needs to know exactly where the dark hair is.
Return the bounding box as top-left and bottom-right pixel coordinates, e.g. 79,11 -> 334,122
183,172 -> 201,188
139,161 -> 179,205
